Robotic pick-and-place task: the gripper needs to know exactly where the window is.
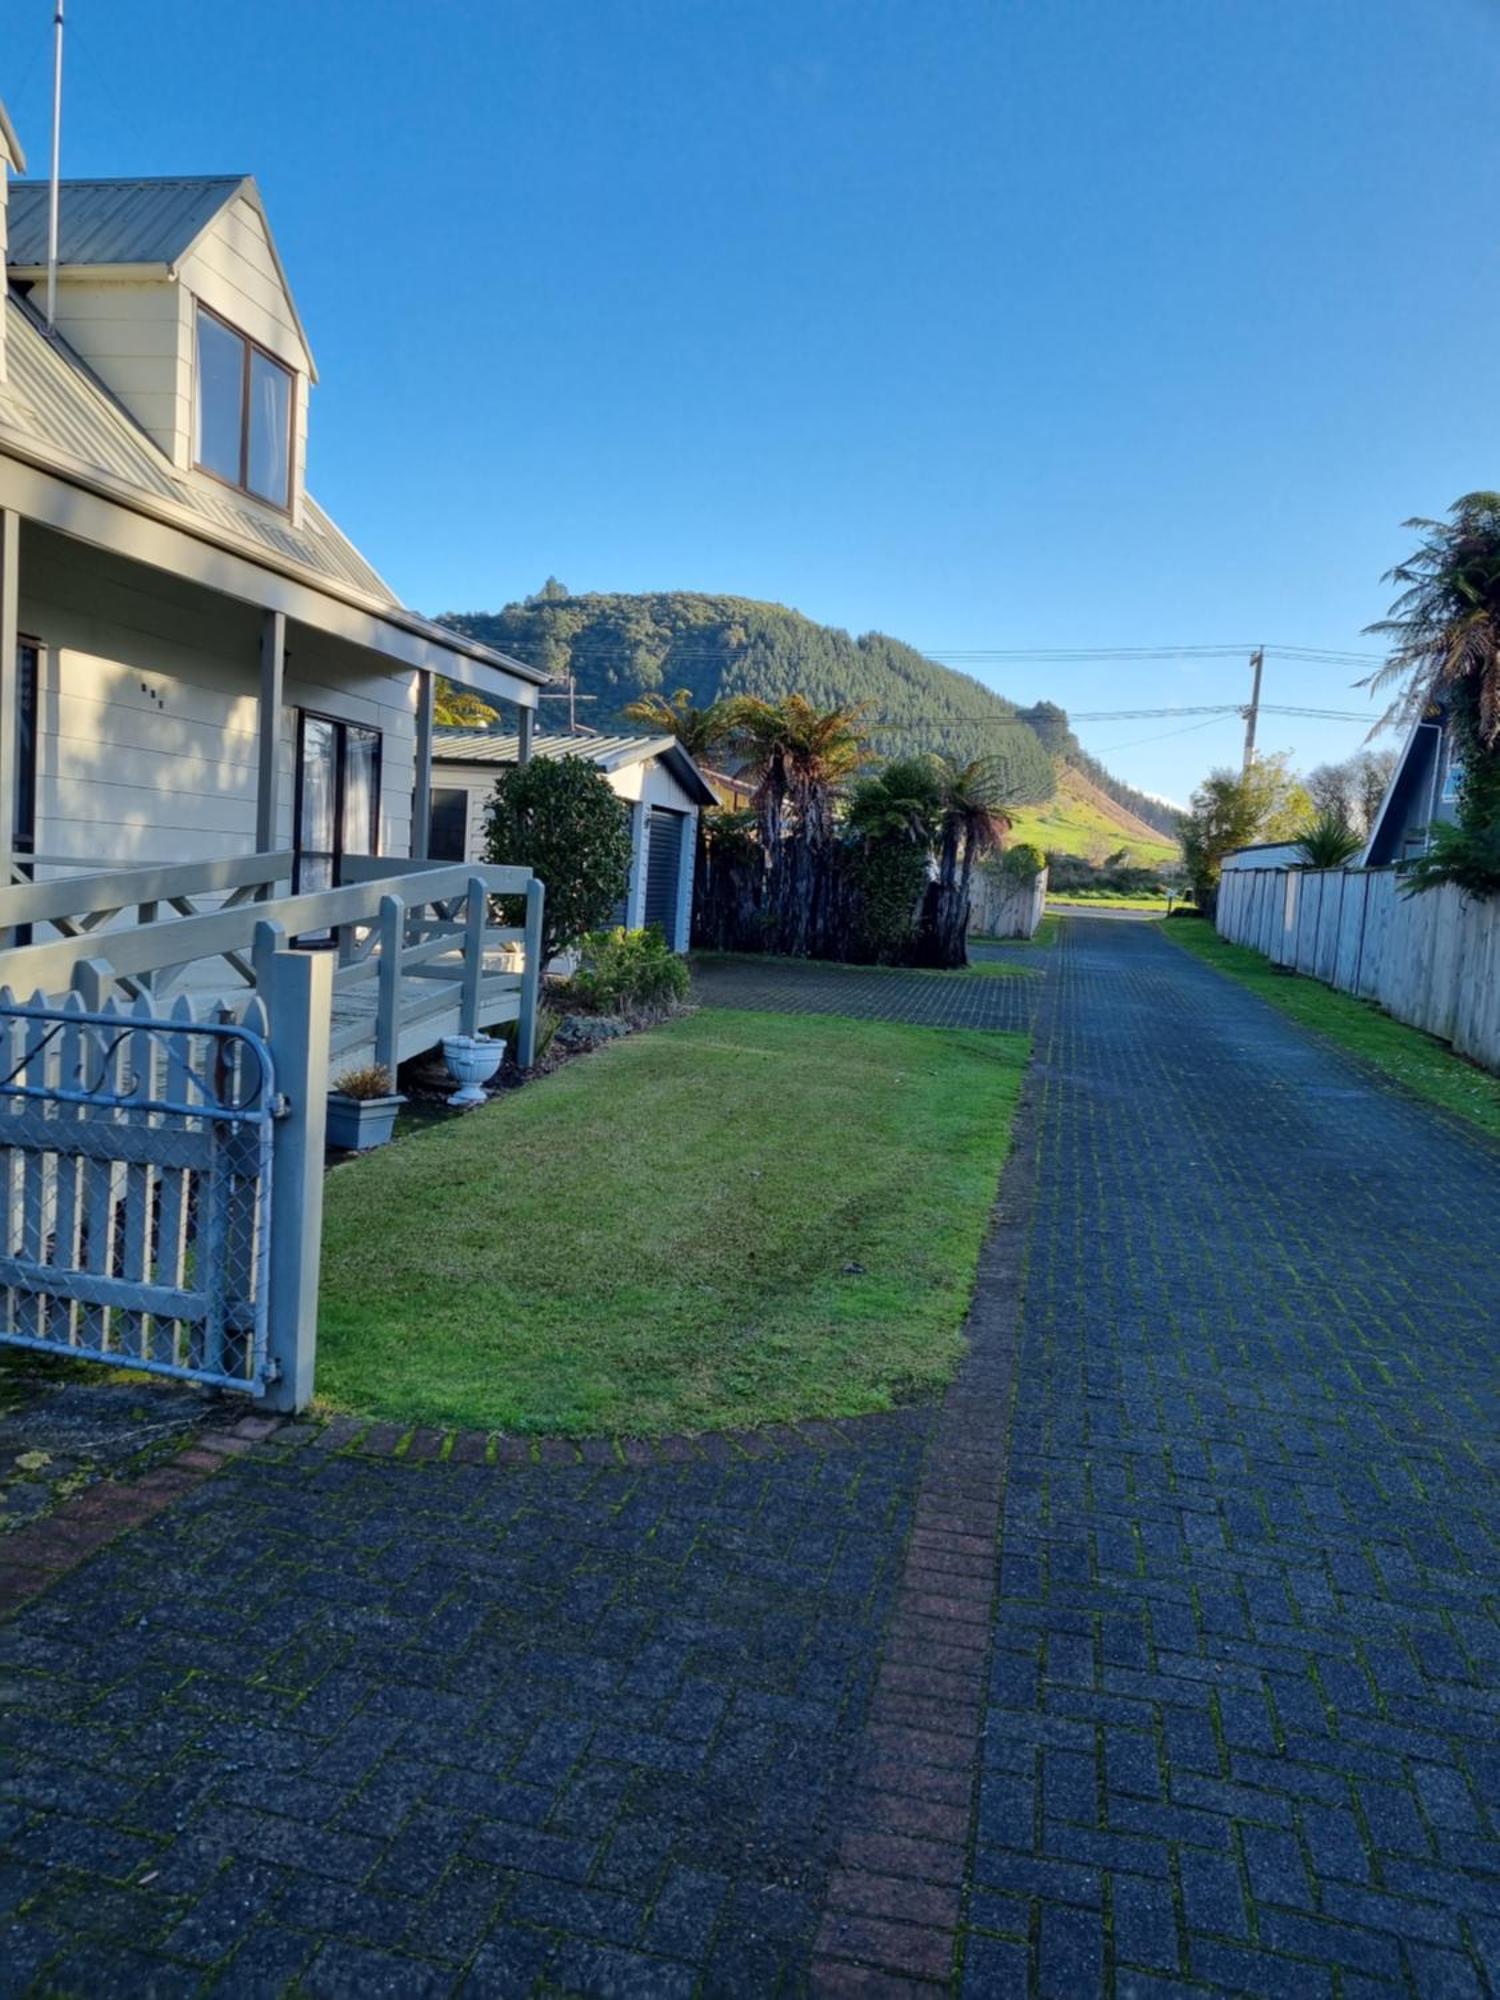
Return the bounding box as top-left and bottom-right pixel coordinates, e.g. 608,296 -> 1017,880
194,303 -> 294,508
14,640 -> 37,860
294,713 -> 381,899
428,788 -> 468,862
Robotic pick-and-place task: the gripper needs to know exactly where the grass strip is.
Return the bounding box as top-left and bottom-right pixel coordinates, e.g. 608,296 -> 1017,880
318,1007 -> 1029,1434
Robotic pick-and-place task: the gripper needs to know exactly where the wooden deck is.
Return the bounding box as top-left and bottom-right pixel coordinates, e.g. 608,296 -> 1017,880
0,853 -> 545,1075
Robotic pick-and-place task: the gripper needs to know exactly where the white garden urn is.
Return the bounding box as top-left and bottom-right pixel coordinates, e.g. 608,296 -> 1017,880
441,1034 -> 503,1108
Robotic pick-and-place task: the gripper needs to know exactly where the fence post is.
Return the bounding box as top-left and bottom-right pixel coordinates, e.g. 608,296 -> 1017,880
71,957 -> 114,1012
375,892 -> 403,1079
518,876 -> 546,1069
251,918 -> 286,993
459,875 -> 487,1037
261,944 -> 332,1413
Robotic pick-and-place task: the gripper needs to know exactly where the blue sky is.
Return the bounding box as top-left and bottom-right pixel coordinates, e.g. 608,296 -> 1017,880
6,0 -> 1496,800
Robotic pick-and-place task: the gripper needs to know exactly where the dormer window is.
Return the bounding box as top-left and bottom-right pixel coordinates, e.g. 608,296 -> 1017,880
194,303 -> 293,509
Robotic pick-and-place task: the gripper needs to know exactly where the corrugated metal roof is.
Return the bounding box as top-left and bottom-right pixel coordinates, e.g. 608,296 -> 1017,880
434,730 -> 719,805
7,176 -> 245,268
435,731 -> 673,767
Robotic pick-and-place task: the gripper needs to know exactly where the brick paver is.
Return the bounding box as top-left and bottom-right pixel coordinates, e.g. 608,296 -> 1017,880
1,1413 -> 929,1995
6,921 -> 1500,1996
958,917 -> 1500,1997
690,956 -> 1038,1033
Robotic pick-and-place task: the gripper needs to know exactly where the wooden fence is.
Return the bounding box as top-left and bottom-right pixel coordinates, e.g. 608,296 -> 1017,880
1216,864 -> 1500,1071
969,866 -> 1048,940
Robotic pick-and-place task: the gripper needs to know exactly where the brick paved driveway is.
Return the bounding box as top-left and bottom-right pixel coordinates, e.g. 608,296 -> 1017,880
959,917 -> 1500,1997
688,955 -> 1039,1033
5,921 -> 1500,1996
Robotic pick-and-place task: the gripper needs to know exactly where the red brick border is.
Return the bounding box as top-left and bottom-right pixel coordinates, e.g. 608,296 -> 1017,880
0,1412 -> 283,1619
808,1074 -> 1042,1992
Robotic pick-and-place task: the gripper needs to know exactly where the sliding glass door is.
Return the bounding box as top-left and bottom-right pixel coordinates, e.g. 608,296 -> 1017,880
294,712 -> 381,897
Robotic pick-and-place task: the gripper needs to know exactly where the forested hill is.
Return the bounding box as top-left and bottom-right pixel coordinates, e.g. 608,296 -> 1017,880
441,590 -> 1057,803
439,588 -> 1176,835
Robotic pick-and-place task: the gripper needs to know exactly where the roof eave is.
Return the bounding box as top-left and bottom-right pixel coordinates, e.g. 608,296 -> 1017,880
0,103 -> 27,175
8,262 -> 171,283
172,175 -> 318,383
0,421 -> 547,687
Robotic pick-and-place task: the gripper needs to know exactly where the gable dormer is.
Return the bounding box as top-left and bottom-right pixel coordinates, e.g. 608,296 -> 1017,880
6,175 -> 315,522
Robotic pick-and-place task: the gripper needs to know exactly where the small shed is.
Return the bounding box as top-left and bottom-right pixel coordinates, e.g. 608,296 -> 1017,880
430,730 -> 717,952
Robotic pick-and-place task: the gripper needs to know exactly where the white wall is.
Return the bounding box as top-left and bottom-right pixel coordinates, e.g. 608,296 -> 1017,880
48,193 -> 312,512
432,753 -> 702,948
45,280 -> 190,468
18,523 -> 416,871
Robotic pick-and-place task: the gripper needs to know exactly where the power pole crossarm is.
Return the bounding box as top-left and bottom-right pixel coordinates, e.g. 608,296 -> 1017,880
1242,647 -> 1264,773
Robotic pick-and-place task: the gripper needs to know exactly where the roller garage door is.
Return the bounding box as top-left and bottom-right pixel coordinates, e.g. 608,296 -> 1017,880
643,807 -> 685,942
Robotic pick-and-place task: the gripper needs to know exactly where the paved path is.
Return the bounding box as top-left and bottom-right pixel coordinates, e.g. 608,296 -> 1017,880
957,917 -> 1500,1998
4,921 -> 1500,1997
689,955 -> 1040,1033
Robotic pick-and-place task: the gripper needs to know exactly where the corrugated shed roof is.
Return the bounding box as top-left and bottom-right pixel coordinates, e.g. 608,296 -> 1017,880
435,731 -> 672,766
434,730 -> 718,805
0,294 -> 391,597
7,176 -> 245,268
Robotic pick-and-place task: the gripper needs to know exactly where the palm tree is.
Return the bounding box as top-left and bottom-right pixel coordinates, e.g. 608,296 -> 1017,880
730,696 -> 870,954
1363,493 -> 1500,743
921,755 -> 1014,966
733,695 -> 870,850
845,757 -> 942,846
1294,808 -> 1363,871
1363,493 -> 1500,893
622,687 -> 735,764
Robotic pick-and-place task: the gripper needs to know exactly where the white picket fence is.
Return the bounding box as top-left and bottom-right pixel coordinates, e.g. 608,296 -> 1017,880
1216,865 -> 1500,1071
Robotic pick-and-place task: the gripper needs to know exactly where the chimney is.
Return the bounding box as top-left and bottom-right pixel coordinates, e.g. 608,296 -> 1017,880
0,101 -> 26,384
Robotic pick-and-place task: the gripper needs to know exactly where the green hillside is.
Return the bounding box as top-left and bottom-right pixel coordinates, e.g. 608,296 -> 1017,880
1008,765 -> 1179,866
439,587 -> 1181,860
441,589 -> 1058,804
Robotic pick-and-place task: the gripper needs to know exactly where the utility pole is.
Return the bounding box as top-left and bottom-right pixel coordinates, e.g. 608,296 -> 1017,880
536,674 -> 597,735
1241,647 -> 1264,773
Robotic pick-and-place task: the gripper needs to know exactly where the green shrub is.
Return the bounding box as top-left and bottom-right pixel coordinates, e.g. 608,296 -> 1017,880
484,1007 -> 562,1067
561,927 -> 691,1014
994,842 -> 1046,882
484,756 -> 633,964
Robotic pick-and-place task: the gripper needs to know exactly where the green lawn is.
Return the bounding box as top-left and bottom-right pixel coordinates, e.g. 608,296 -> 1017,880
317,1008 -> 1029,1434
1164,917 -> 1500,1142
1046,894 -> 1174,911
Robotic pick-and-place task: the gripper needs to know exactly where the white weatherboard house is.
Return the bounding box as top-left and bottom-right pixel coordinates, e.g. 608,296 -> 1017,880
432,730 -> 716,953
0,109 -> 553,1409
0,108 -> 554,1060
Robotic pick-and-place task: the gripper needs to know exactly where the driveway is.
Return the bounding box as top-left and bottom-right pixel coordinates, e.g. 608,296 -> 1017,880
3,919 -> 1499,1997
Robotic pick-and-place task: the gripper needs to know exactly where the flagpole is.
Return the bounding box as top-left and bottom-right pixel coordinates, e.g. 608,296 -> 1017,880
45,0 -> 64,331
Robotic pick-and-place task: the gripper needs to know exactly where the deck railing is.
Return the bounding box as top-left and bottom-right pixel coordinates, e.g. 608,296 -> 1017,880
0,855 -> 546,1073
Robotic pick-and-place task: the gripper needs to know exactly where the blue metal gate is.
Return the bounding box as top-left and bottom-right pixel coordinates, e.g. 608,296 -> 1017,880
0,992 -> 278,1395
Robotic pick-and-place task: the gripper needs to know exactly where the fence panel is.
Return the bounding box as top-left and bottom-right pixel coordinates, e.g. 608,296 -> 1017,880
0,990 -> 277,1394
1215,862 -> 1500,1075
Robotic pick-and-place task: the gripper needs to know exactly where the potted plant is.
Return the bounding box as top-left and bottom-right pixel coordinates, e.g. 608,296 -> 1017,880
441,1033 -> 503,1107
326,1063 -> 404,1150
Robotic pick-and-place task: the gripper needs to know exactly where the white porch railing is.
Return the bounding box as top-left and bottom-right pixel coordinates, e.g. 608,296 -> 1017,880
0,854 -> 547,1075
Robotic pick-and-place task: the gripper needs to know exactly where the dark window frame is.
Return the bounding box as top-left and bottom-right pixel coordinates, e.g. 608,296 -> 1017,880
11,636 -> 39,944
292,708 -> 383,900
193,301 -> 296,512
14,635 -> 39,860
428,786 -> 470,863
